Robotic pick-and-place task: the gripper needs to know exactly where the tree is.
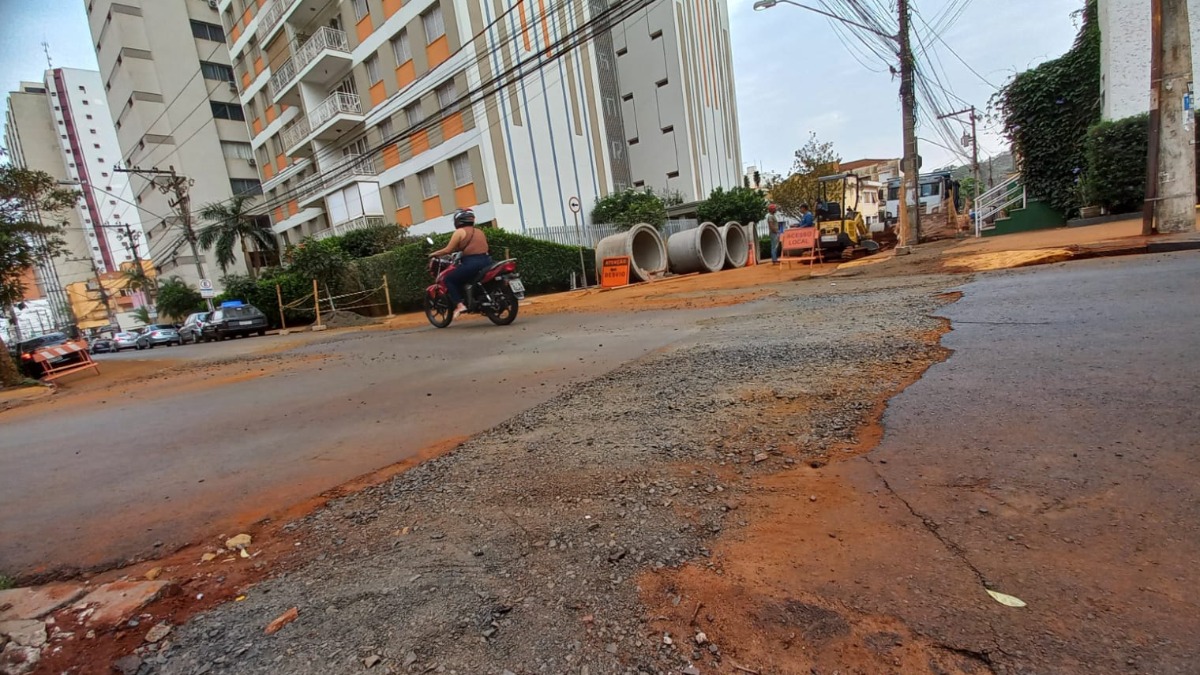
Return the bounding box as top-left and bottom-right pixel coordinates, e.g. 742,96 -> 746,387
131,306 -> 152,326
696,186 -> 769,225
590,189 -> 668,230
197,195 -> 278,280
768,133 -> 842,218
335,224 -> 409,259
990,0 -> 1100,216
288,237 -> 351,293
155,276 -> 205,321
0,167 -> 77,387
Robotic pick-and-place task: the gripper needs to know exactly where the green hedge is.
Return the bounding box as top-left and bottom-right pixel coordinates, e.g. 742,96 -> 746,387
1084,114 -> 1148,214
215,271 -> 315,328
349,228 -> 596,313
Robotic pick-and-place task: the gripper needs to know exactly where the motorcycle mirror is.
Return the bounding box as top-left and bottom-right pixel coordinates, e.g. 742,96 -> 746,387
426,237 -> 434,245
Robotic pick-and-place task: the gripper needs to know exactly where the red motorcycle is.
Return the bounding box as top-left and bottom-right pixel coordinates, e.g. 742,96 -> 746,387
424,250 -> 524,328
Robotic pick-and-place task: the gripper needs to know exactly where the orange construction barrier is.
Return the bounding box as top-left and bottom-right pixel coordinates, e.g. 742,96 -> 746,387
779,228 -> 824,273
31,340 -> 101,381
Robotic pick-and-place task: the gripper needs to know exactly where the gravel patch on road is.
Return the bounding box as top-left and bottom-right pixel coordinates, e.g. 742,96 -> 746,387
149,275 -> 954,675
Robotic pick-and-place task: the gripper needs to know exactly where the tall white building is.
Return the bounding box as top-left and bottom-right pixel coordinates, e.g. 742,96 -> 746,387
217,0 -> 741,240
87,0 -> 265,291
5,69 -> 149,330
1099,0 -> 1200,121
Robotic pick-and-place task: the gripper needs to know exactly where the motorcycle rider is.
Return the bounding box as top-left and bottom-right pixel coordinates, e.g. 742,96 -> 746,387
429,208 -> 491,318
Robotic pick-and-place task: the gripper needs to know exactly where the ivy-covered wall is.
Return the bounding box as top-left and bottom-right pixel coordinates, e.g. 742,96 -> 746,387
992,0 -> 1101,217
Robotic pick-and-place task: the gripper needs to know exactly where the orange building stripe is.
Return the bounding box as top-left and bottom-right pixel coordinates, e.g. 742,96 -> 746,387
517,0 -> 532,51
537,0 -> 552,56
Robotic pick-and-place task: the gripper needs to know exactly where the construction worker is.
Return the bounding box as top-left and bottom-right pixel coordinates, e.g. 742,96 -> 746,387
767,204 -> 781,264
798,204 -> 815,228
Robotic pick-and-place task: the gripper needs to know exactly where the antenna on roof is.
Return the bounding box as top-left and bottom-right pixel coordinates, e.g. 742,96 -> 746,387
42,40 -> 53,69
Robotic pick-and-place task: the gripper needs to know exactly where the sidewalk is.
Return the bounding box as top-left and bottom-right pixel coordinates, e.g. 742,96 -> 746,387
942,218 -> 1200,272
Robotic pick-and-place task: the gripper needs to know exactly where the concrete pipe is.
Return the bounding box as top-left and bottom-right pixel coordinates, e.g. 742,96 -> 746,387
720,221 -> 748,268
594,223 -> 668,282
667,222 -> 725,274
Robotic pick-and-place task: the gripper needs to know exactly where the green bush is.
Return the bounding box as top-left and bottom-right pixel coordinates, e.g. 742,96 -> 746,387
1083,114 -> 1148,214
287,237 -> 351,293
591,189 -> 668,230
697,186 -> 768,226
215,269 -> 315,328
348,228 -> 595,312
330,224 -> 411,259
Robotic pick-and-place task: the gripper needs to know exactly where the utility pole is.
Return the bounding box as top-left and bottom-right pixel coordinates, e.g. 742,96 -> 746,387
116,166 -> 214,310
938,106 -> 980,234
1144,0 -> 1196,235
898,0 -> 921,247
116,220 -> 154,305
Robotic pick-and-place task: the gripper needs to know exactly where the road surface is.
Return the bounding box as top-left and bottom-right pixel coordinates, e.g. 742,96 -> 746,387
0,309 -> 721,576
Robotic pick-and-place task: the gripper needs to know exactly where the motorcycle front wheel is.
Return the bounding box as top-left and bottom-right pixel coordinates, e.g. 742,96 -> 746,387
484,285 -> 519,326
425,292 -> 454,328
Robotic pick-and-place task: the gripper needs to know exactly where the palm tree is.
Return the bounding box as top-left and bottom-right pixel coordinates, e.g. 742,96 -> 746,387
197,195 -> 278,280
121,265 -> 155,304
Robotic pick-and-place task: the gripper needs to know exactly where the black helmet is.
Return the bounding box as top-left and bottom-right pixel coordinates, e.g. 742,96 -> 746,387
453,208 -> 476,229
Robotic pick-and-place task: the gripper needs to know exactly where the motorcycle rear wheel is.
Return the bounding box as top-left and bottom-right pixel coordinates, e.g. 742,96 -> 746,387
485,285 -> 519,326
425,292 -> 454,328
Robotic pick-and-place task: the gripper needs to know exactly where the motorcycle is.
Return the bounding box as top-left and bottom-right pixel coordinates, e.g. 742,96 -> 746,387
423,238 -> 524,328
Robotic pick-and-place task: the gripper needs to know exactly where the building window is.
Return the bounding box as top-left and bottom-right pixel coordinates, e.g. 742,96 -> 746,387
200,61 -> 236,82
86,114 -> 93,120
94,143 -> 102,149
422,4 -> 445,44
405,101 -> 423,127
102,172 -> 109,177
365,54 -> 382,84
391,31 -> 411,63
418,169 -> 437,199
82,100 -> 89,105
391,180 -> 408,208
78,85 -> 86,92
436,79 -> 457,111
379,117 -> 394,140
231,178 -> 263,195
91,129 -> 98,134
450,153 -> 472,187
221,141 -> 254,160
210,101 -> 246,121
351,0 -> 369,21
190,20 -> 225,42
666,170 -> 679,179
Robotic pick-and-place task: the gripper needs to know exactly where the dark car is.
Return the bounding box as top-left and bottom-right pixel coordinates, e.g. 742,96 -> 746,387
135,324 -> 182,349
200,303 -> 269,341
89,337 -> 116,354
178,312 -> 210,344
10,332 -> 85,378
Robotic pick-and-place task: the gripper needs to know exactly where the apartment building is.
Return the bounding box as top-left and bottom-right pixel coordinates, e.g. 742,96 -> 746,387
218,0 -> 741,241
4,70 -> 149,330
87,0 -> 265,290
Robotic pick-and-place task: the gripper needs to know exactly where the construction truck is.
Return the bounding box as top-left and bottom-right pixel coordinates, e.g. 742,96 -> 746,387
815,173 -> 882,259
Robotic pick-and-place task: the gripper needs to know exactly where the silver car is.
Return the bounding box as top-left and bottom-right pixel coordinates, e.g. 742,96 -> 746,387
112,331 -> 140,351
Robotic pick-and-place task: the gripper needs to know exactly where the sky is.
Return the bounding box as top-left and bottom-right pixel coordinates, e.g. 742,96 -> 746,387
0,0 -> 1084,176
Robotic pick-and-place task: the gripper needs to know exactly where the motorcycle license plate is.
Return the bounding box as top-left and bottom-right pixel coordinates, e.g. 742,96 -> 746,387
508,279 -> 525,294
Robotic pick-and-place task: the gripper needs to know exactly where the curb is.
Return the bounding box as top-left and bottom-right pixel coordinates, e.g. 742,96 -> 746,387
1147,239 -> 1200,254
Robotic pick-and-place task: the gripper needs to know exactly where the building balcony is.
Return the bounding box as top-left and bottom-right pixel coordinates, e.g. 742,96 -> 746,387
314,215 -> 386,240
298,154 -> 378,208
266,27 -> 352,105
283,91 -> 366,158
255,0 -> 299,48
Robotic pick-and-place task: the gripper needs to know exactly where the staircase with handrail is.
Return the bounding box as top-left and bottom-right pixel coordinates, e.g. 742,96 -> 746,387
972,175 -> 1026,236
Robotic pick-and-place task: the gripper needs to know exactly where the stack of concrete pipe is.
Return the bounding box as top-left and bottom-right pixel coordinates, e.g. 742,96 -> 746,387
667,222 -> 726,274
719,221 -> 749,269
594,223 -> 669,282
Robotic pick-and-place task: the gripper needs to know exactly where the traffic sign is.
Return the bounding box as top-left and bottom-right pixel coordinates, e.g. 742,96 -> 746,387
568,196 -> 581,213
198,279 -> 213,290
199,279 -> 215,299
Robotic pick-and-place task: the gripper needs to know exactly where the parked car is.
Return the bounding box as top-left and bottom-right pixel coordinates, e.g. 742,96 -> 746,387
9,332 -> 85,378
200,303 -> 269,341
178,312 -> 210,344
136,324 -> 182,349
112,332 -> 141,351
89,337 -> 116,354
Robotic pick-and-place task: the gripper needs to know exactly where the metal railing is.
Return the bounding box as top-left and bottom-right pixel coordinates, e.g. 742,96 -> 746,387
255,0 -> 298,45
266,27 -> 350,100
314,215 -> 387,239
310,91 -> 362,129
343,153 -> 378,177
280,116 -> 311,152
973,175 -> 1025,236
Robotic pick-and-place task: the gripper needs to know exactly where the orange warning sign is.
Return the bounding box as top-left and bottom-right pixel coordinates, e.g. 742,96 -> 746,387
600,256 -> 630,288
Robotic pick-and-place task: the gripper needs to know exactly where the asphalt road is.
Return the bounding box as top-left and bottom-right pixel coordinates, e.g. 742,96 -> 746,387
863,252 -> 1200,672
0,310 -> 720,576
